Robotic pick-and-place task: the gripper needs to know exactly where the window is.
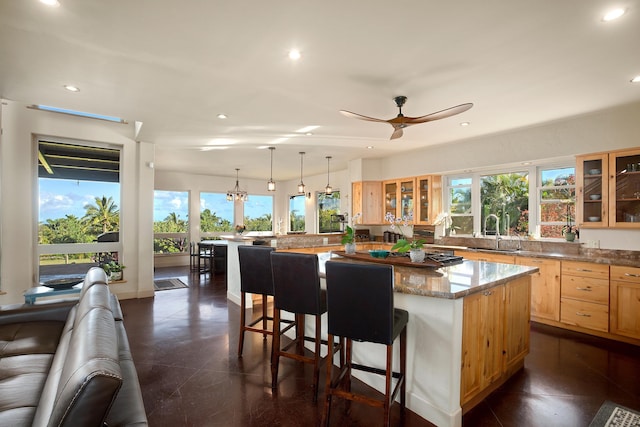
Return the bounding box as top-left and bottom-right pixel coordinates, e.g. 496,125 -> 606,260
480,172 -> 529,236
153,190 -> 189,253
317,191 -> 341,233
200,192 -> 234,235
37,138 -> 121,282
539,167 -> 575,238
448,177 -> 473,235
289,195 -> 306,232
244,195 -> 274,232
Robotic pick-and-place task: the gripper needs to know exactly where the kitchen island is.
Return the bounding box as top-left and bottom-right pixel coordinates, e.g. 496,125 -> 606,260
318,253 -> 537,427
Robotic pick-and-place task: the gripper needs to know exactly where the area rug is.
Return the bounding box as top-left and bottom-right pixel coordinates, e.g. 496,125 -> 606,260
590,401 -> 640,427
153,278 -> 188,291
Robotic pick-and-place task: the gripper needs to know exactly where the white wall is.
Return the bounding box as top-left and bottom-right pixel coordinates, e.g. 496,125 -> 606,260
0,99 -> 155,304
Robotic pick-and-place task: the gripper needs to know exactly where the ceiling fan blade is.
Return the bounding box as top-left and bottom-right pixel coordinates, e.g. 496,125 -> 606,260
403,103 -> 473,124
390,127 -> 404,140
339,110 -> 387,123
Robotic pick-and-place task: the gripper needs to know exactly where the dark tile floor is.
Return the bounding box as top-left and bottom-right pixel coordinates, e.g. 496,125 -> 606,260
121,266 -> 640,426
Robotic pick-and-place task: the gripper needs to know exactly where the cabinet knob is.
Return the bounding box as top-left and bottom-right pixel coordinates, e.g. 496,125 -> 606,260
483,291 -> 493,296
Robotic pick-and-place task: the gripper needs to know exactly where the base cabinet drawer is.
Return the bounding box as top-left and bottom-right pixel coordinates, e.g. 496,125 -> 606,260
561,276 -> 609,304
561,298 -> 609,332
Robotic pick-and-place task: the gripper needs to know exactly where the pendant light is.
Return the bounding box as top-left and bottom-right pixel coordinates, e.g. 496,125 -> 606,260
325,156 -> 333,195
226,168 -> 248,202
297,152 -> 306,194
267,147 -> 276,191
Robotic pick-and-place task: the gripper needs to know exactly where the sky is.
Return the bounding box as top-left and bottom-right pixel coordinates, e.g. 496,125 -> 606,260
38,178 -> 273,223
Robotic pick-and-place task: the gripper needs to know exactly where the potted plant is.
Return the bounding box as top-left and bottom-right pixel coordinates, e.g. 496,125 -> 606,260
341,225 -> 357,254
562,205 -> 578,242
101,260 -> 125,281
385,212 -> 426,262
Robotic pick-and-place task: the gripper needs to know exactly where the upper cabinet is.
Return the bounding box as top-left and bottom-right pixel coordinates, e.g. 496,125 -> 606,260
383,178 -> 416,222
415,175 -> 442,225
577,147 -> 640,229
351,181 -> 382,225
609,148 -> 640,228
576,153 -> 608,227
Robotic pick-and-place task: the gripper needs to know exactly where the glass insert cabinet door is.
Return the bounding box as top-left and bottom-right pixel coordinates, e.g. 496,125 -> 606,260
383,179 -> 416,222
399,179 -> 414,219
384,181 -> 398,219
610,149 -> 640,228
577,153 -> 608,227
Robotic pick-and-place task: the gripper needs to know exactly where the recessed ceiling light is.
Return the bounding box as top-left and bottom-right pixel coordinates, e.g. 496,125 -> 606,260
366,146 -> 374,149
602,8 -> 626,21
460,122 -> 470,127
40,0 -> 60,6
305,132 -> 313,136
64,85 -> 80,92
207,138 -> 236,146
522,161 -> 532,165
288,49 -> 301,60
631,75 -> 640,83
201,146 -> 229,151
217,113 -> 227,119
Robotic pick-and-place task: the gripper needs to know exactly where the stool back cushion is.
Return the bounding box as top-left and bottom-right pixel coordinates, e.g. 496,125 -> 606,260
325,261 -> 394,345
271,252 -> 325,315
238,246 -> 275,295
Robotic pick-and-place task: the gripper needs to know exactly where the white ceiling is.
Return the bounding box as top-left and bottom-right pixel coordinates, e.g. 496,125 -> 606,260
1,0 -> 639,181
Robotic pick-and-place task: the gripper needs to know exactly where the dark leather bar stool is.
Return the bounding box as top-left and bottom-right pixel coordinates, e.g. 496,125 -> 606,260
237,245 -> 284,356
322,261 -> 408,427
270,252 -> 328,401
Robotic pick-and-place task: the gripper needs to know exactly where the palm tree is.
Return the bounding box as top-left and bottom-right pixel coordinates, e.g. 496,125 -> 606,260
83,196 -> 119,234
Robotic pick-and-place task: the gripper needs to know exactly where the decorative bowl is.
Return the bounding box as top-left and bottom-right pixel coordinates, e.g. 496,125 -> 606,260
369,249 -> 390,259
589,194 -> 601,200
589,169 -> 601,175
42,277 -> 84,290
588,216 -> 601,222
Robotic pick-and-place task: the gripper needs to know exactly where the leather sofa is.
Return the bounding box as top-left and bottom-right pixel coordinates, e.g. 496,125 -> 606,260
0,267 -> 147,426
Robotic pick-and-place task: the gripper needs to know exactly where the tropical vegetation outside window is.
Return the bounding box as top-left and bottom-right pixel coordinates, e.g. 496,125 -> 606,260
448,177 -> 473,235
289,195 -> 305,232
244,195 -> 273,232
37,139 -> 121,281
317,191 -> 341,233
480,172 -> 529,236
539,167 -> 575,238
153,190 -> 188,254
200,192 -> 234,236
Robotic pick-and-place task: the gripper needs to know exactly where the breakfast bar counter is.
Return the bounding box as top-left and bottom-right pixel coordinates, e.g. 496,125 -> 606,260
319,254 -> 538,427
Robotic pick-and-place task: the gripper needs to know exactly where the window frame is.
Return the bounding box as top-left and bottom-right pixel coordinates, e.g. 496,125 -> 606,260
316,190 -> 342,234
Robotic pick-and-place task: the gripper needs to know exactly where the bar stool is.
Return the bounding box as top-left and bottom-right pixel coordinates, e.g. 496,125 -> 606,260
322,261 -> 408,427
237,245 -> 282,356
270,252 -> 328,401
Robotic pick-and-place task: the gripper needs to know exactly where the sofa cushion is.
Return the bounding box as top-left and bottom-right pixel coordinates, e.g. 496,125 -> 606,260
0,354 -> 54,426
0,321 -> 65,357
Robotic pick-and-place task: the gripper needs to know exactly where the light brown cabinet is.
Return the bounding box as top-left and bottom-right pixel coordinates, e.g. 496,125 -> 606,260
383,178 -> 416,222
455,250 -> 515,265
415,175 -> 442,225
576,153 -> 608,228
609,148 -> 640,228
516,257 -> 561,322
461,276 -> 531,408
560,261 -> 609,333
351,181 -> 382,224
610,265 -> 640,340
577,148 -> 640,228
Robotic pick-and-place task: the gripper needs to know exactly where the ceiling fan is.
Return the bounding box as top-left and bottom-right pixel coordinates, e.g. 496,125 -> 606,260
340,96 -> 473,140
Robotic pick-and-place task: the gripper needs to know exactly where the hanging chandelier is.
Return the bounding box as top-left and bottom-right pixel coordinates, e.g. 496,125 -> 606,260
325,156 -> 333,195
267,147 -> 276,192
297,152 -> 306,194
226,168 -> 248,202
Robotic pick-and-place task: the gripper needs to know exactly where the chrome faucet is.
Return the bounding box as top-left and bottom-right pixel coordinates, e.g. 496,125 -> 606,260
484,214 -> 501,249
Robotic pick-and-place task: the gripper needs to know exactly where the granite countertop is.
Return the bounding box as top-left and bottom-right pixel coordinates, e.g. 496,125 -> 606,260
328,256 -> 538,300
